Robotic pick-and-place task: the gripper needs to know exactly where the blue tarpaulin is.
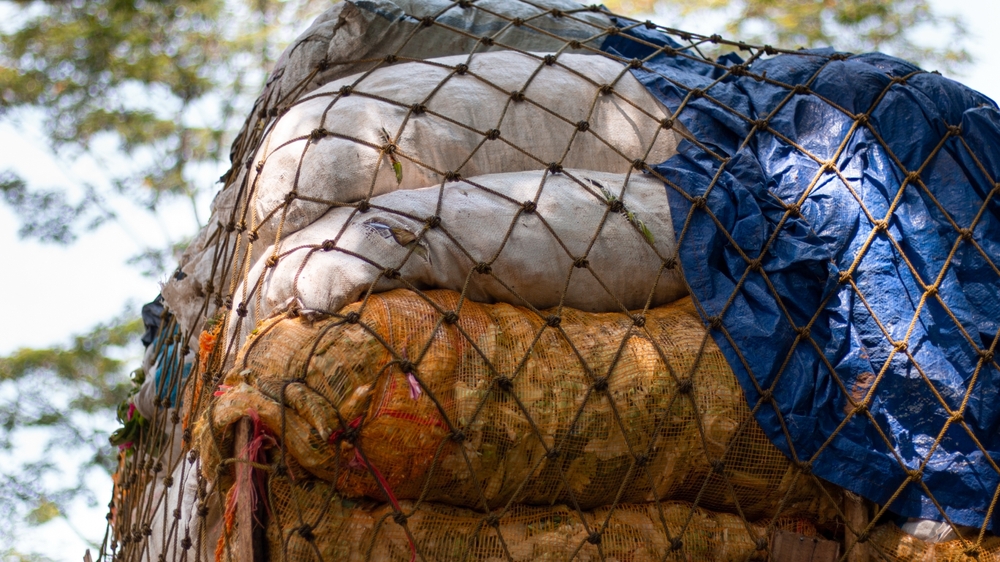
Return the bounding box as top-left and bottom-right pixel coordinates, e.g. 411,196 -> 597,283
604,25 -> 1000,529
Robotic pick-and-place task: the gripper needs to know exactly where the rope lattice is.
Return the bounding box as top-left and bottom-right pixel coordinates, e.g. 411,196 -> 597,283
104,1 -> 1000,561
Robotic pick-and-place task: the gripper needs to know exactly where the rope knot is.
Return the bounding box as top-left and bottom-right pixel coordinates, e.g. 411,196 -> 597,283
576,120 -> 590,132
548,162 -> 563,174
708,315 -> 723,330
980,349 -> 994,363
632,315 -> 646,327
798,461 -> 813,475
793,84 -> 809,94
587,532 -> 602,545
357,200 -> 371,212
321,239 -> 336,251
420,16 -> 435,27
632,158 -> 646,170
309,127 -> 329,141
410,103 -> 427,114
629,58 -> 643,69
521,200 -> 536,213
425,215 -> 441,228
755,537 -> 768,551
677,378 -> 693,394
454,63 -> 469,75
592,377 -> 609,392
510,90 -> 525,102
661,117 -> 674,129
609,199 -> 624,213
450,430 -> 466,443
494,376 -> 514,392
384,268 -> 400,280
345,311 -> 360,324
711,459 -> 725,474
670,538 -> 683,551
546,448 -> 560,459
543,54 -> 557,66
573,257 -> 589,269
545,315 -> 561,327
485,128 -> 501,140
480,36 -> 494,46
236,303 -> 248,318
634,453 -> 649,466
485,514 -> 501,528
443,311 -> 459,324
568,40 -> 582,49
444,170 -> 461,181
474,262 -> 492,274
338,85 -> 352,96
298,525 -> 314,541
284,191 -> 297,204
392,512 -> 408,525
760,389 -> 774,402
599,84 -> 614,95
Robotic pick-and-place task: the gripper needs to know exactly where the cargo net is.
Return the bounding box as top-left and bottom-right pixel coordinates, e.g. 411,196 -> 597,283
104,1 -> 1000,561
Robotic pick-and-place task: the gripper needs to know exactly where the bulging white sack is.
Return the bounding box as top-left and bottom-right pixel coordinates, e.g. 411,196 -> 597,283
240,0 -> 613,148
228,169 -> 686,347
239,50 -> 679,251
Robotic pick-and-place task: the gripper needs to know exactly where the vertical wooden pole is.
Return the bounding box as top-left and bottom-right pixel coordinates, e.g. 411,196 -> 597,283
844,491 -> 869,562
234,417 -> 256,562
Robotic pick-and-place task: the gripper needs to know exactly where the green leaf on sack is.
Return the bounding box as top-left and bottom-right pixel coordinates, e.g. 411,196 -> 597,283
393,161 -> 403,185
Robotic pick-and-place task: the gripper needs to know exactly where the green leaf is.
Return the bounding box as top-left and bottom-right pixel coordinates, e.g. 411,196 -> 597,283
26,499 -> 60,526
393,160 -> 403,185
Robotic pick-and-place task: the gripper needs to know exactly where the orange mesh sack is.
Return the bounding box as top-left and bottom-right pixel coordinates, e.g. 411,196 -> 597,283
196,289 -> 837,521
245,472 -> 820,562
867,523 -> 1000,562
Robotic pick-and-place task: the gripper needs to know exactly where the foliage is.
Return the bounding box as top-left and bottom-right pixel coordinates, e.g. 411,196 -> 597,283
604,0 -> 970,72
0,0 -> 326,554
0,312 -> 141,549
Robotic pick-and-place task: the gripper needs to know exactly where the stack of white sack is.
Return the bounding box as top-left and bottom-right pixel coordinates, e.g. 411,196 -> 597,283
226,169 -> 687,348
165,49 -> 683,338
235,0 -> 615,154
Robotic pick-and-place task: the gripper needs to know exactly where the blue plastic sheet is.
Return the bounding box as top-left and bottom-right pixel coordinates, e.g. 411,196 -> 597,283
604,26 -> 1000,529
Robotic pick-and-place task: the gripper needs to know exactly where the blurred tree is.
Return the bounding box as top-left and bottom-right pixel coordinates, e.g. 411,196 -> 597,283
604,0 -> 970,72
0,0 -> 972,557
0,0 -> 326,555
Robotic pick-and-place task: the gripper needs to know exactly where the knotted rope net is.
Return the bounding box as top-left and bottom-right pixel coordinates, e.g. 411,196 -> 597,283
103,1 -> 1000,561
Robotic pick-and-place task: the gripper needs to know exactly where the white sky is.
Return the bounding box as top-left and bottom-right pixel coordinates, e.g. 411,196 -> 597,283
2,0 -> 998,558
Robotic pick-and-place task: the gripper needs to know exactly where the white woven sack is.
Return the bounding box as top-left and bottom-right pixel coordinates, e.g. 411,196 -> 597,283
227,169 -> 685,348
236,50 -> 679,250
238,0 -> 613,150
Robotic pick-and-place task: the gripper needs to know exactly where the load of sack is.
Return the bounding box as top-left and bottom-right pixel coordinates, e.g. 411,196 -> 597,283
109,1 -> 1000,561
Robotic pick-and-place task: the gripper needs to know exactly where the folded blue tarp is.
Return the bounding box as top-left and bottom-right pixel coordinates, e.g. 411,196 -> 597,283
604,24 -> 1000,530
